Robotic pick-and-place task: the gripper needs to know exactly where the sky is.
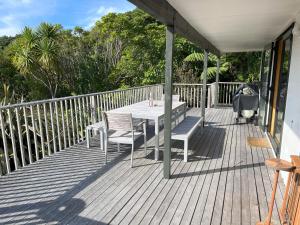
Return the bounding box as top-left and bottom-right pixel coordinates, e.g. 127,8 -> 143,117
0,0 -> 136,36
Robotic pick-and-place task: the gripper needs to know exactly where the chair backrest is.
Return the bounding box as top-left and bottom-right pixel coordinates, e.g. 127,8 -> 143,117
161,94 -> 180,102
102,112 -> 133,132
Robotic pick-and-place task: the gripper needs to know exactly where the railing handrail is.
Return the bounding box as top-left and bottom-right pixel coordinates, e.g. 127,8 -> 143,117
0,84 -> 163,110
173,83 -> 211,86
218,81 -> 244,84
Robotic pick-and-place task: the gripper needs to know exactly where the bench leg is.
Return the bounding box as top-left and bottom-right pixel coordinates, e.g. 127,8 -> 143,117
184,139 -> 188,162
143,121 -> 147,157
100,130 -> 104,151
86,128 -> 90,148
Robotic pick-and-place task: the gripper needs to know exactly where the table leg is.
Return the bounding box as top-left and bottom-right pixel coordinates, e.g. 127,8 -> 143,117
100,130 -> 103,151
155,118 -> 159,160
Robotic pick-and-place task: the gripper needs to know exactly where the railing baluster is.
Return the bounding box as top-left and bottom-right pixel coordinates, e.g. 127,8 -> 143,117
99,94 -> 104,115
30,105 -> 39,160
0,110 -> 11,173
60,101 -> 67,149
7,109 -> 18,170
64,100 -> 71,147
82,98 -> 87,131
49,102 -> 57,153
78,98 -> 83,141
87,96 -> 91,123
104,94 -> 108,111
43,103 -> 51,156
15,107 -> 25,166
23,107 -> 33,163
37,104 -> 45,158
54,102 -> 62,151
75,99 -> 80,143
70,99 -> 77,144
96,95 -> 100,120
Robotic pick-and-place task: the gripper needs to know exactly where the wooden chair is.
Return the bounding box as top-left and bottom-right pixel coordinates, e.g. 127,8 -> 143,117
102,112 -> 147,167
257,158 -> 295,225
280,155 -> 300,225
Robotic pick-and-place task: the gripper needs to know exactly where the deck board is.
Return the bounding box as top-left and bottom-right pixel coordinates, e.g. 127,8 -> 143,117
0,108 -> 284,225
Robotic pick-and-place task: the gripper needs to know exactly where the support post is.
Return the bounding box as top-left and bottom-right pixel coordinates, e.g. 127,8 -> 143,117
201,49 -> 208,126
215,57 -> 220,107
163,25 -> 174,179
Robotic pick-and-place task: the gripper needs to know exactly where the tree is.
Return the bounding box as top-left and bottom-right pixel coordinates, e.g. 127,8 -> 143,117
10,23 -> 67,98
184,52 -> 229,82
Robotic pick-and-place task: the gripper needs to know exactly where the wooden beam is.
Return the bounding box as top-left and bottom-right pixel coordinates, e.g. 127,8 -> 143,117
201,50 -> 208,126
163,25 -> 174,179
128,0 -> 221,57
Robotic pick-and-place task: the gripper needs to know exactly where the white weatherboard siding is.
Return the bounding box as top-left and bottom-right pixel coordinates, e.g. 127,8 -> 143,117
280,23 -> 300,182
167,0 -> 300,52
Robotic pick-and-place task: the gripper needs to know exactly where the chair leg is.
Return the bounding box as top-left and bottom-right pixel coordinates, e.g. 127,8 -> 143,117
143,121 -> 147,157
117,143 -> 120,152
256,170 -> 280,225
131,142 -> 134,168
280,171 -> 293,224
86,128 -> 90,148
104,134 -> 108,164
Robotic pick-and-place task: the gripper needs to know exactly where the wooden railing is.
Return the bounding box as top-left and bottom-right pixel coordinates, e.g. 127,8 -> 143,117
217,82 -> 244,105
0,84 -> 163,175
173,83 -> 216,108
0,82 -> 243,175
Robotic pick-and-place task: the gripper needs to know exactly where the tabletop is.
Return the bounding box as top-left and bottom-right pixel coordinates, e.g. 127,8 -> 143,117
109,100 -> 186,120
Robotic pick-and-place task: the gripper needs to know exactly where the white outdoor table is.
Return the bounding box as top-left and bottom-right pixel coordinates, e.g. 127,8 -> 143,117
109,100 -> 186,160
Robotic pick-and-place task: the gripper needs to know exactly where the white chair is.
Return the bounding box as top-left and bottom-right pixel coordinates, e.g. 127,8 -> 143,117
102,112 -> 147,167
86,122 -> 104,150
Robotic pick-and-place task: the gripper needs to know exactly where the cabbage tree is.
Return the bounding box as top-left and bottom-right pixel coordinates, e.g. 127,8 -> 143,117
10,23 -> 64,98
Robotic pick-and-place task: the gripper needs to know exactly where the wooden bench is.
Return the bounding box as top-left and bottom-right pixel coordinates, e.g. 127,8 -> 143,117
171,116 -> 203,162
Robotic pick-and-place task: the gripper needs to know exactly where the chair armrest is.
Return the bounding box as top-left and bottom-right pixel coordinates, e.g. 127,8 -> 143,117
134,120 -> 146,128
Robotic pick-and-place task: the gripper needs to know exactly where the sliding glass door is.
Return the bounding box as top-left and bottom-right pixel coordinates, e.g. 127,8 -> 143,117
267,28 -> 293,156
273,36 -> 292,147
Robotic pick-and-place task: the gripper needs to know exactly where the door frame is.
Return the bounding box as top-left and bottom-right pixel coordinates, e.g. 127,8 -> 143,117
259,42 -> 274,131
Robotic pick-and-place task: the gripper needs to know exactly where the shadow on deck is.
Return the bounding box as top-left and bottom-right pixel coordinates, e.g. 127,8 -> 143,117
0,108 -> 284,225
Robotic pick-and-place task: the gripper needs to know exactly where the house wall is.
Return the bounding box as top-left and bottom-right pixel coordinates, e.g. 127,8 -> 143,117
279,22 -> 300,182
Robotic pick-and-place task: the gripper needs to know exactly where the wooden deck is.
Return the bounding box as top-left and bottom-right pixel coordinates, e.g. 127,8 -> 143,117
0,108 -> 285,225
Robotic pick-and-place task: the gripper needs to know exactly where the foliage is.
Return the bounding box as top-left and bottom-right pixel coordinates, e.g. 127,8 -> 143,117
9,23 -> 67,98
0,9 -> 262,103
184,52 -> 230,81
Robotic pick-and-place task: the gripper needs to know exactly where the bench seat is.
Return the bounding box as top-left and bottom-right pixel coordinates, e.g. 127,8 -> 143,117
171,116 -> 203,162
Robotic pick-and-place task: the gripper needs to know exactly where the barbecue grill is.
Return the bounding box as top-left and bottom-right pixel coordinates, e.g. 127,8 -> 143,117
232,83 -> 259,123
